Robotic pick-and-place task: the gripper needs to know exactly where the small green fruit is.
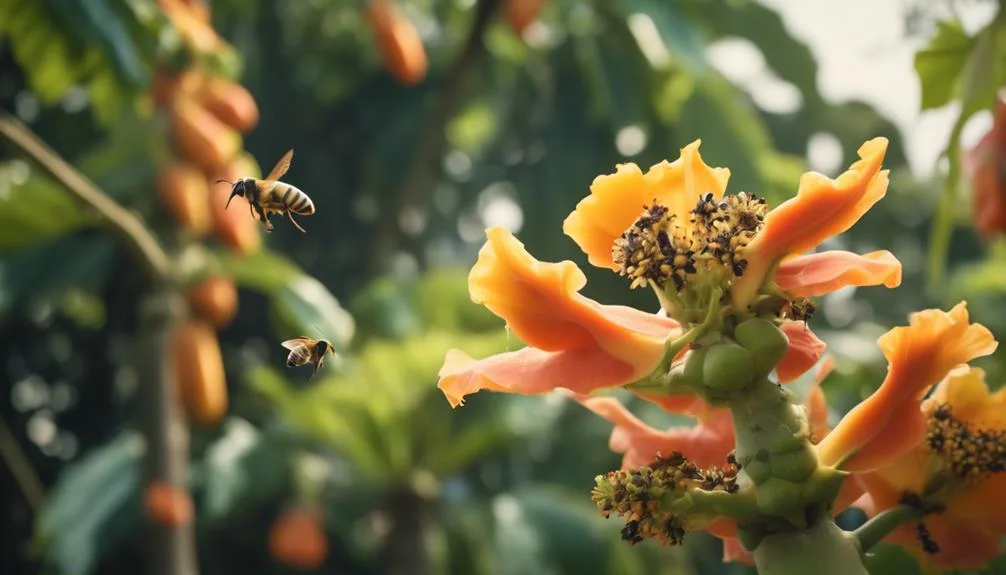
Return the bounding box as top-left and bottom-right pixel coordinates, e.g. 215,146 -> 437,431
683,346 -> 708,387
734,318 -> 788,377
702,341 -> 755,391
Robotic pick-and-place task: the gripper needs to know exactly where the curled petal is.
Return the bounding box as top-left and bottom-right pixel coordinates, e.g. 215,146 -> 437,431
806,356 -> 835,442
470,227 -> 679,357
722,537 -> 755,565
439,347 -> 639,408
631,390 -> 711,418
573,394 -> 735,470
775,250 -> 902,298
816,302 -> 998,471
563,140 -> 730,270
777,323 -> 827,383
733,138 -> 890,307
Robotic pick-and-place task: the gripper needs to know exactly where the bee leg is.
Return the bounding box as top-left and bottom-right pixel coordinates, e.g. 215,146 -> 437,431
286,211 -> 307,234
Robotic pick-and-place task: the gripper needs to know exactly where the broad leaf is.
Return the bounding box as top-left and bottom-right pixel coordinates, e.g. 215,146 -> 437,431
914,20 -> 975,110
0,163 -> 97,250
34,430 -> 145,575
220,248 -> 356,348
44,0 -> 148,87
612,0 -> 708,73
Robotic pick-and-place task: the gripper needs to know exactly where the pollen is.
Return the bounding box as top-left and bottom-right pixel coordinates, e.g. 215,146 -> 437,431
591,450 -> 740,547
925,403 -> 1006,480
612,192 -> 767,293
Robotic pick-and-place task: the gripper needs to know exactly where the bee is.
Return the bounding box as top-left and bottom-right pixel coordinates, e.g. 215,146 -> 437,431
281,336 -> 336,379
217,149 -> 315,233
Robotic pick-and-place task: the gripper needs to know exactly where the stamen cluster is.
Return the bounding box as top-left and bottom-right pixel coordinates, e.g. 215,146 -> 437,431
612,192 -> 767,293
925,403 -> 1006,479
591,451 -> 739,547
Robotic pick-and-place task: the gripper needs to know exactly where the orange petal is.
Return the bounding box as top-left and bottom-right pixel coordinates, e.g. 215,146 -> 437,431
722,536 -> 755,565
574,394 -> 735,469
816,302 -> 997,470
774,250 -> 902,298
563,140 -> 730,270
733,138 -> 890,307
777,323 -> 827,383
924,366 -> 1006,428
922,518 -> 1004,570
806,356 -> 835,442
437,346 -> 638,408
470,227 -> 679,359
631,391 -> 711,418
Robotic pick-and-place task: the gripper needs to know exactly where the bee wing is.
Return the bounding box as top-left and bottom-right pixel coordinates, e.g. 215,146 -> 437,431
281,337 -> 313,351
266,149 -> 294,182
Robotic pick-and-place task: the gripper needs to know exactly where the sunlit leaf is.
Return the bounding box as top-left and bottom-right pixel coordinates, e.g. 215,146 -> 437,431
44,0 -> 149,87
914,20 -> 975,111
0,163 -> 97,250
612,0 -> 708,73
220,248 -> 356,348
34,430 -> 145,575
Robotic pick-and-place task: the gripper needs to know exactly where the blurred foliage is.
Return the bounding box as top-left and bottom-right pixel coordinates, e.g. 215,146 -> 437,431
1,1 -> 1005,575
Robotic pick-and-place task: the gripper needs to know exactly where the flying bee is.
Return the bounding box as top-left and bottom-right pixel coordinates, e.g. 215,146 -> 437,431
216,149 -> 315,233
281,336 -> 336,380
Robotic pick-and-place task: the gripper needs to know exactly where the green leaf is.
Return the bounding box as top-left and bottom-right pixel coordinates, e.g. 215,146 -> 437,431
219,248 -> 356,349
34,430 -> 145,575
914,20 -> 975,110
612,0 -> 708,73
0,161 -> 97,250
197,417 -> 289,522
0,233 -> 117,320
75,111 -> 171,207
44,0 -> 149,87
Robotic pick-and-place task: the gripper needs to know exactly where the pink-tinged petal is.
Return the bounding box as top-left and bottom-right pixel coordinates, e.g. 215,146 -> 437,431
438,347 -> 638,408
777,323 -> 827,383
573,394 -> 735,469
631,391 -> 711,418
775,250 -> 902,298
722,537 -> 755,565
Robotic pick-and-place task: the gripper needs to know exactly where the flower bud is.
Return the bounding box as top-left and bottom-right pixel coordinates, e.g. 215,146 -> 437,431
156,163 -> 212,236
186,276 -> 238,328
172,320 -> 228,426
734,317 -> 788,377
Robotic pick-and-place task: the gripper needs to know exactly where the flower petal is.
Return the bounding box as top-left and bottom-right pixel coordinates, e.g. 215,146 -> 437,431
816,302 -> 998,471
438,347 -> 638,408
774,250 -> 902,298
470,227 -> 680,358
563,140 -> 730,270
722,537 -> 755,565
733,138 -> 890,307
574,394 -> 735,469
924,366 -> 1006,428
777,322 -> 827,383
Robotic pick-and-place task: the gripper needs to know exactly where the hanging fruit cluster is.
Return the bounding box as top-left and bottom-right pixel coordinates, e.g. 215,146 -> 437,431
364,0 -> 428,85
967,98 -> 1006,240
154,0 -> 258,428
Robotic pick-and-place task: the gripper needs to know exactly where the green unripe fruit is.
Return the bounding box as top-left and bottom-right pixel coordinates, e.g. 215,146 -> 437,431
683,346 -> 708,387
767,445 -> 818,482
734,317 -> 789,377
702,341 -> 755,391
737,524 -> 767,551
755,477 -> 801,515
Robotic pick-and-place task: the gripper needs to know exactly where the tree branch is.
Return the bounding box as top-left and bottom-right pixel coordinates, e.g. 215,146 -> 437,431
0,113 -> 172,282
365,0 -> 502,276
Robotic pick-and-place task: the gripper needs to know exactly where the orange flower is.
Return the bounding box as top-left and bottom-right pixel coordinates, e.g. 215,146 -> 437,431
575,358 -> 846,565
966,98 -> 1006,240
816,302 -> 997,472
437,228 -> 681,407
731,138 -> 894,308
854,366 -> 1006,569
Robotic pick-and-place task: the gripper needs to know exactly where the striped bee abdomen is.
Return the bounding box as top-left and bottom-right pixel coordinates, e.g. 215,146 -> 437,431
272,182 -> 315,215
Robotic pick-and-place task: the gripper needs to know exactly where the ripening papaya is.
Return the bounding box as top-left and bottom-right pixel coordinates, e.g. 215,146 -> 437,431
186,276 -> 238,328
172,320 -> 228,426
505,0 -> 546,35
170,94 -> 242,173
157,163 -> 212,236
365,0 -> 428,85
144,481 -> 194,527
207,154 -> 262,255
268,507 -> 328,570
197,76 -> 259,133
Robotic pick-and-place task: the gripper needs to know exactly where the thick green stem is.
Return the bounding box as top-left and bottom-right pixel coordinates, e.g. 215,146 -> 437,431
730,376 -> 816,484
754,517 -> 867,575
852,505 -> 921,553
